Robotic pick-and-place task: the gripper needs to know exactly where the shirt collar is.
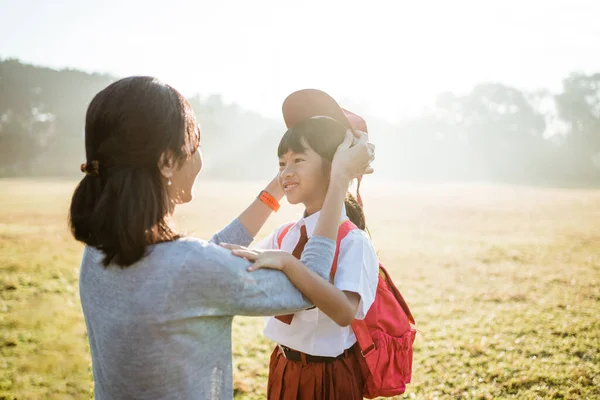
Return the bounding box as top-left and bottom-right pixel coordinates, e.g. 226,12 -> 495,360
300,207 -> 348,238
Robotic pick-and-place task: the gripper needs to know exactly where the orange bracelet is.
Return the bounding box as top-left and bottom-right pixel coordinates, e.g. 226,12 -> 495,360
258,190 -> 280,212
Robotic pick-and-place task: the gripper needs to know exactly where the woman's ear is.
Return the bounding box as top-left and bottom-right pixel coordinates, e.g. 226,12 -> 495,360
158,151 -> 175,180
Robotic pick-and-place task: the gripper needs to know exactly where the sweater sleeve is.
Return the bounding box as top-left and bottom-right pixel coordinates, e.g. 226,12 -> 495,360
176,236 -> 335,317
209,218 -> 254,247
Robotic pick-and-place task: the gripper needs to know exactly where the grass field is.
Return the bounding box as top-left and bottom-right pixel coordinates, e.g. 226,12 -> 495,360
1,179 -> 599,400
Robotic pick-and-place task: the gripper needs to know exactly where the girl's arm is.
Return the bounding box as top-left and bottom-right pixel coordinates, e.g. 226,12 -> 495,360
285,259 -> 362,326
284,135 -> 364,325
219,245 -> 361,326
312,131 -> 372,241
212,129 -> 371,246
221,130 -> 372,326
277,255 -> 361,326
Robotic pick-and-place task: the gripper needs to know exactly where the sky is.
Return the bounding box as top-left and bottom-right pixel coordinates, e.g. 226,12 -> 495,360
1,0 -> 599,122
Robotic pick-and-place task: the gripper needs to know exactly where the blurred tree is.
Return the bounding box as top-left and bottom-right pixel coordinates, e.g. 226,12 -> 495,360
433,84 -> 547,182
0,59 -> 114,175
1,58 -> 599,185
555,73 -> 600,181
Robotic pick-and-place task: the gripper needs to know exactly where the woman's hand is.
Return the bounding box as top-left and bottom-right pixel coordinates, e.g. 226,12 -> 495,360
331,130 -> 375,183
220,243 -> 295,272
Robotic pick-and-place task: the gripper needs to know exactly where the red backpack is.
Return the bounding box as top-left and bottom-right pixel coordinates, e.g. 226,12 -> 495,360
277,221 -> 417,398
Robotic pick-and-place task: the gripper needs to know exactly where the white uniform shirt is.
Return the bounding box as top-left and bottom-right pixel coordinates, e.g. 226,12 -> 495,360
255,208 -> 379,357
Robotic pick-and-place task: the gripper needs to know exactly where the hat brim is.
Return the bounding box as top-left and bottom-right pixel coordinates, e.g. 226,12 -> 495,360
282,89 -> 368,133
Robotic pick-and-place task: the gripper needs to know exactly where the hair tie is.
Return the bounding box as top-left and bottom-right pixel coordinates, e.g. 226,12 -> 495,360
80,160 -> 100,176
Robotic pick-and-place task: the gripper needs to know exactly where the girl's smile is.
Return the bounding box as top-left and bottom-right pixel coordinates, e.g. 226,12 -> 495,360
282,181 -> 299,192
278,145 -> 330,214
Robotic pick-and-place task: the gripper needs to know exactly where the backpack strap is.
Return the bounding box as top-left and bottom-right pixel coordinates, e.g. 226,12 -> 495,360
328,220 -> 378,357
277,220 -> 355,254
276,223 -> 295,249
351,318 -> 376,357
331,220 -> 358,277
278,219 -> 357,282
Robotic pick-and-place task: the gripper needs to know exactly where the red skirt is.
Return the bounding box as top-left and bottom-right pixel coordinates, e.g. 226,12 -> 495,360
267,344 -> 364,400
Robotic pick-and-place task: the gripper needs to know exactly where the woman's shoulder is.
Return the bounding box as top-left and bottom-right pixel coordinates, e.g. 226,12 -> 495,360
148,236 -> 206,251
149,237 -> 249,273
170,236 -> 231,255
172,236 -> 208,247
82,239 -> 212,264
146,237 -> 220,261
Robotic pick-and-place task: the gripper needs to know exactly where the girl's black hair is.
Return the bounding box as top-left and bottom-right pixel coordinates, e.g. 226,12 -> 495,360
278,116 -> 366,230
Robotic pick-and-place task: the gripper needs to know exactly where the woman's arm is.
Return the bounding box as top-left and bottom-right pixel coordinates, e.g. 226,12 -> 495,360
237,175 -> 284,238
221,239 -> 361,326
180,236 -> 336,317
209,175 -> 283,246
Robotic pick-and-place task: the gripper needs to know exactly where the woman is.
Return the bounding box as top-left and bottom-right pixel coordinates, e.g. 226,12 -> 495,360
69,76 -> 373,399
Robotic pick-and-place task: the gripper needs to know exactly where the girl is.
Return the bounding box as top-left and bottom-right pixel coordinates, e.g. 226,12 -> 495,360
223,94 -> 379,400
70,76 -> 373,400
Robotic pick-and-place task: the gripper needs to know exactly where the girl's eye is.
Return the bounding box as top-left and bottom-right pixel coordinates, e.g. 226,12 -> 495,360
278,161 -> 285,168
294,158 -> 304,163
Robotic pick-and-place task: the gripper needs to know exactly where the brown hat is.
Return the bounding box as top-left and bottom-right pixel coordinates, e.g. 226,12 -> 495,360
282,89 -> 369,208
282,89 -> 368,133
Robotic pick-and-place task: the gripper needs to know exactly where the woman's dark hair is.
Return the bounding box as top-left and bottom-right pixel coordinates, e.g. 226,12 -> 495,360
69,76 -> 200,267
277,116 -> 367,230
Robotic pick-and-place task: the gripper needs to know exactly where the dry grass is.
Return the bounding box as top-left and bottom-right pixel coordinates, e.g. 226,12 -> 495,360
1,179 -> 599,399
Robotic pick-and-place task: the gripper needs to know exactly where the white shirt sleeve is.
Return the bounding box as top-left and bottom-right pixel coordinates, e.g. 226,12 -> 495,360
333,229 -> 379,320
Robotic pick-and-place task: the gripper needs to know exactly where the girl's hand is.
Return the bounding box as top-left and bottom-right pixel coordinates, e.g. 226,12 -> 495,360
220,243 -> 295,272
331,130 -> 375,183
266,173 -> 285,201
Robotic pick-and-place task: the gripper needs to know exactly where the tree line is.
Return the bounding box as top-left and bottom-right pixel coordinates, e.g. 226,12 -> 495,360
1,58 -> 599,185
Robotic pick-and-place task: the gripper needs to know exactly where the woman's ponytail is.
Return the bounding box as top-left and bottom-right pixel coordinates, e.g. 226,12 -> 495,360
70,166 -> 179,267
69,175 -> 103,245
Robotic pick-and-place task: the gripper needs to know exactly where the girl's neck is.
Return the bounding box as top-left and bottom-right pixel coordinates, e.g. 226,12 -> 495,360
303,198 -> 325,218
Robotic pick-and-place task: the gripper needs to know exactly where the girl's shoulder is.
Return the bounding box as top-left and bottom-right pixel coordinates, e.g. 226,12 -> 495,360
339,226 -> 376,253
279,220 -> 298,230
274,220 -> 298,236
342,224 -> 372,241
273,220 -> 298,244
253,221 -> 299,250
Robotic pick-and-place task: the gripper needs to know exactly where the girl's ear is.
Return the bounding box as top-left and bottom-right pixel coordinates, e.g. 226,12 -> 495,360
158,151 -> 175,180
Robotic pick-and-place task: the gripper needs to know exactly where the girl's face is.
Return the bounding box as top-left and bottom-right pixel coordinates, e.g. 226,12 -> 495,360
278,141 -> 330,215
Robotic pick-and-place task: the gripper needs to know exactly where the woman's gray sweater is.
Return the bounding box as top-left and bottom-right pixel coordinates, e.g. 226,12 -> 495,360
79,218 -> 335,399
